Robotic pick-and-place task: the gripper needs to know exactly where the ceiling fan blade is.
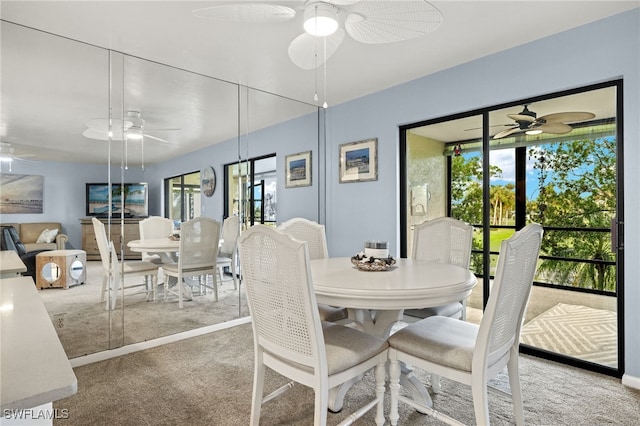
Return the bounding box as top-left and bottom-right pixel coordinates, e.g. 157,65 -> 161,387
493,127 -> 522,139
539,111 -> 596,123
507,113 -> 536,122
82,128 -> 126,141
143,134 -> 170,144
345,1 -> 442,44
464,124 -> 514,131
85,118 -> 132,132
288,29 -> 345,70
536,122 -> 573,134
193,4 -> 296,23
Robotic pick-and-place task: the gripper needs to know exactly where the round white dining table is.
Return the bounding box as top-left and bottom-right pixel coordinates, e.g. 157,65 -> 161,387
128,238 -> 180,253
310,257 -> 477,412
310,257 -> 477,336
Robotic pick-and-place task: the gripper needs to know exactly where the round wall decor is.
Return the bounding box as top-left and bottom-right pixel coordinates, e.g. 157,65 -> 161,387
201,166 -> 216,197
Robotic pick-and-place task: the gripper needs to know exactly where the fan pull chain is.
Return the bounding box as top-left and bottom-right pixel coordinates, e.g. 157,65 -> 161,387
323,37 -> 328,109
314,36 -> 319,103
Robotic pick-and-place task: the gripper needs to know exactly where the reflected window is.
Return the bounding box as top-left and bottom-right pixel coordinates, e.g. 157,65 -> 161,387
164,171 -> 201,222
224,154 -> 276,227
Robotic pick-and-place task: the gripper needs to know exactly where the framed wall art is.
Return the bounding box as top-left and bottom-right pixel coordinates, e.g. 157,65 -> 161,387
0,173 -> 44,214
285,150 -> 312,188
201,166 -> 216,197
339,138 -> 377,183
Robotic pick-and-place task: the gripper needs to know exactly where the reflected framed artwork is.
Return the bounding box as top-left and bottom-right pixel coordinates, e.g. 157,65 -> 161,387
201,166 -> 216,197
285,150 -> 312,188
339,138 -> 377,183
0,173 -> 44,213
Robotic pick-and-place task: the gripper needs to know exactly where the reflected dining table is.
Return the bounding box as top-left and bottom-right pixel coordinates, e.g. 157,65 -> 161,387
310,257 -> 477,412
127,237 -> 179,255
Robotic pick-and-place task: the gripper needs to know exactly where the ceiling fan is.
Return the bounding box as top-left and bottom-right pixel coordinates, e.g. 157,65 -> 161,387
82,110 -> 178,144
493,105 -> 596,139
193,0 -> 443,70
0,142 -> 36,171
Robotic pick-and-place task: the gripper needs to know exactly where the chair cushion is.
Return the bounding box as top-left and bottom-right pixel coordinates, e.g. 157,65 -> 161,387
388,316 -> 478,372
322,322 -> 388,375
318,304 -> 349,322
404,302 -> 463,319
122,261 -> 159,274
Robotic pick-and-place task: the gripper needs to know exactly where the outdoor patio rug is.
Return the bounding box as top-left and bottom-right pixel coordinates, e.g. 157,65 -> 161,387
520,303 -> 617,367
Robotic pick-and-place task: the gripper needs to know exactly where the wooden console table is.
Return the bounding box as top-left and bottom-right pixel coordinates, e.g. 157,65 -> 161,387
80,218 -> 142,260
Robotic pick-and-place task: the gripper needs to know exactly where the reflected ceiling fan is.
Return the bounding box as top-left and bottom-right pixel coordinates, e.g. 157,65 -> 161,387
82,110 -> 178,144
0,142 -> 36,171
493,105 -> 596,139
193,0 -> 443,70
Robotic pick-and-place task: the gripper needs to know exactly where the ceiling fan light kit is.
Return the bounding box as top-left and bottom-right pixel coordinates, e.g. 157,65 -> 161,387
304,2 -> 339,36
194,1 -> 443,69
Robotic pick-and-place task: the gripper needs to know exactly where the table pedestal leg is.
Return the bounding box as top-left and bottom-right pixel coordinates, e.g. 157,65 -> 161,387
328,308 -> 432,412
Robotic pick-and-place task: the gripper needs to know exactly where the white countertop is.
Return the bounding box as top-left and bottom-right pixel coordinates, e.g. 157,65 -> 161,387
0,250 -> 27,278
0,276 -> 77,411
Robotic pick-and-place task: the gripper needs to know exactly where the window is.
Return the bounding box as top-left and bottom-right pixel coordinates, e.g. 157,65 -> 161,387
224,154 -> 276,227
164,171 -> 201,222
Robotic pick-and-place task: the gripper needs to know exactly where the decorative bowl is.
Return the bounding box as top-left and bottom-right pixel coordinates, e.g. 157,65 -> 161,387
350,253 -> 396,272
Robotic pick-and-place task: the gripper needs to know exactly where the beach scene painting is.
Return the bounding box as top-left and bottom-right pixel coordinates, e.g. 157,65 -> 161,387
285,151 -> 312,188
339,138 -> 378,183
0,173 -> 44,214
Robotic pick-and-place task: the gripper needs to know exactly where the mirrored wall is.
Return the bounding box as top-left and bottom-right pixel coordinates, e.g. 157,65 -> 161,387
1,20 -> 320,358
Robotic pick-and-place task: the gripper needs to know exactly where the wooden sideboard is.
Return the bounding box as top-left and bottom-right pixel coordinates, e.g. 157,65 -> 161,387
80,218 -> 142,260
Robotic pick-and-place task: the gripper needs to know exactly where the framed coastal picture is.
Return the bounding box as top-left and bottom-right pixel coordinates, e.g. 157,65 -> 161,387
339,138 -> 377,183
285,150 -> 312,188
0,173 -> 44,214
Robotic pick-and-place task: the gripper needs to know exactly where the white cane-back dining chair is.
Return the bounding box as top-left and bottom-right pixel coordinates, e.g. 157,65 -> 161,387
278,217 -> 349,323
139,216 -> 174,264
388,223 -> 543,426
216,215 -> 239,290
238,225 -> 388,426
407,217 -> 474,321
92,217 -> 159,310
162,216 -> 220,309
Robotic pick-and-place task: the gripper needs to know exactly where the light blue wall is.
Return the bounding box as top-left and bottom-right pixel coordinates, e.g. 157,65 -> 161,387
3,9 -> 638,382
322,9 -> 639,382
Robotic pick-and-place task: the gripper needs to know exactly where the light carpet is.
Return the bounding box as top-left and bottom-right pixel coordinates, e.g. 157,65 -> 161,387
53,322 -> 640,425
520,303 -> 617,367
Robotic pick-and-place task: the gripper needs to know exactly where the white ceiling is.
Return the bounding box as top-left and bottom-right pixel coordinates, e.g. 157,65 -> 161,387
1,1 -> 638,165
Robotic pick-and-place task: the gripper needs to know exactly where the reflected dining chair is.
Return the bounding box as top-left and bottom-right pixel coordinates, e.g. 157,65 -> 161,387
92,217 -> 159,310
162,216 -> 220,309
238,225 -> 388,426
216,215 -> 239,290
138,216 -> 175,264
388,223 -> 543,426
278,217 -> 349,323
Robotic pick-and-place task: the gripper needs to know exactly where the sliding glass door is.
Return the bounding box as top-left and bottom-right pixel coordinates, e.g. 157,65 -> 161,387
401,81 -> 623,376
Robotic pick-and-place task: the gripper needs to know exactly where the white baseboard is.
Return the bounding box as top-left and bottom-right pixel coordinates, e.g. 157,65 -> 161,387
621,373 -> 640,390
69,316 -> 251,368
